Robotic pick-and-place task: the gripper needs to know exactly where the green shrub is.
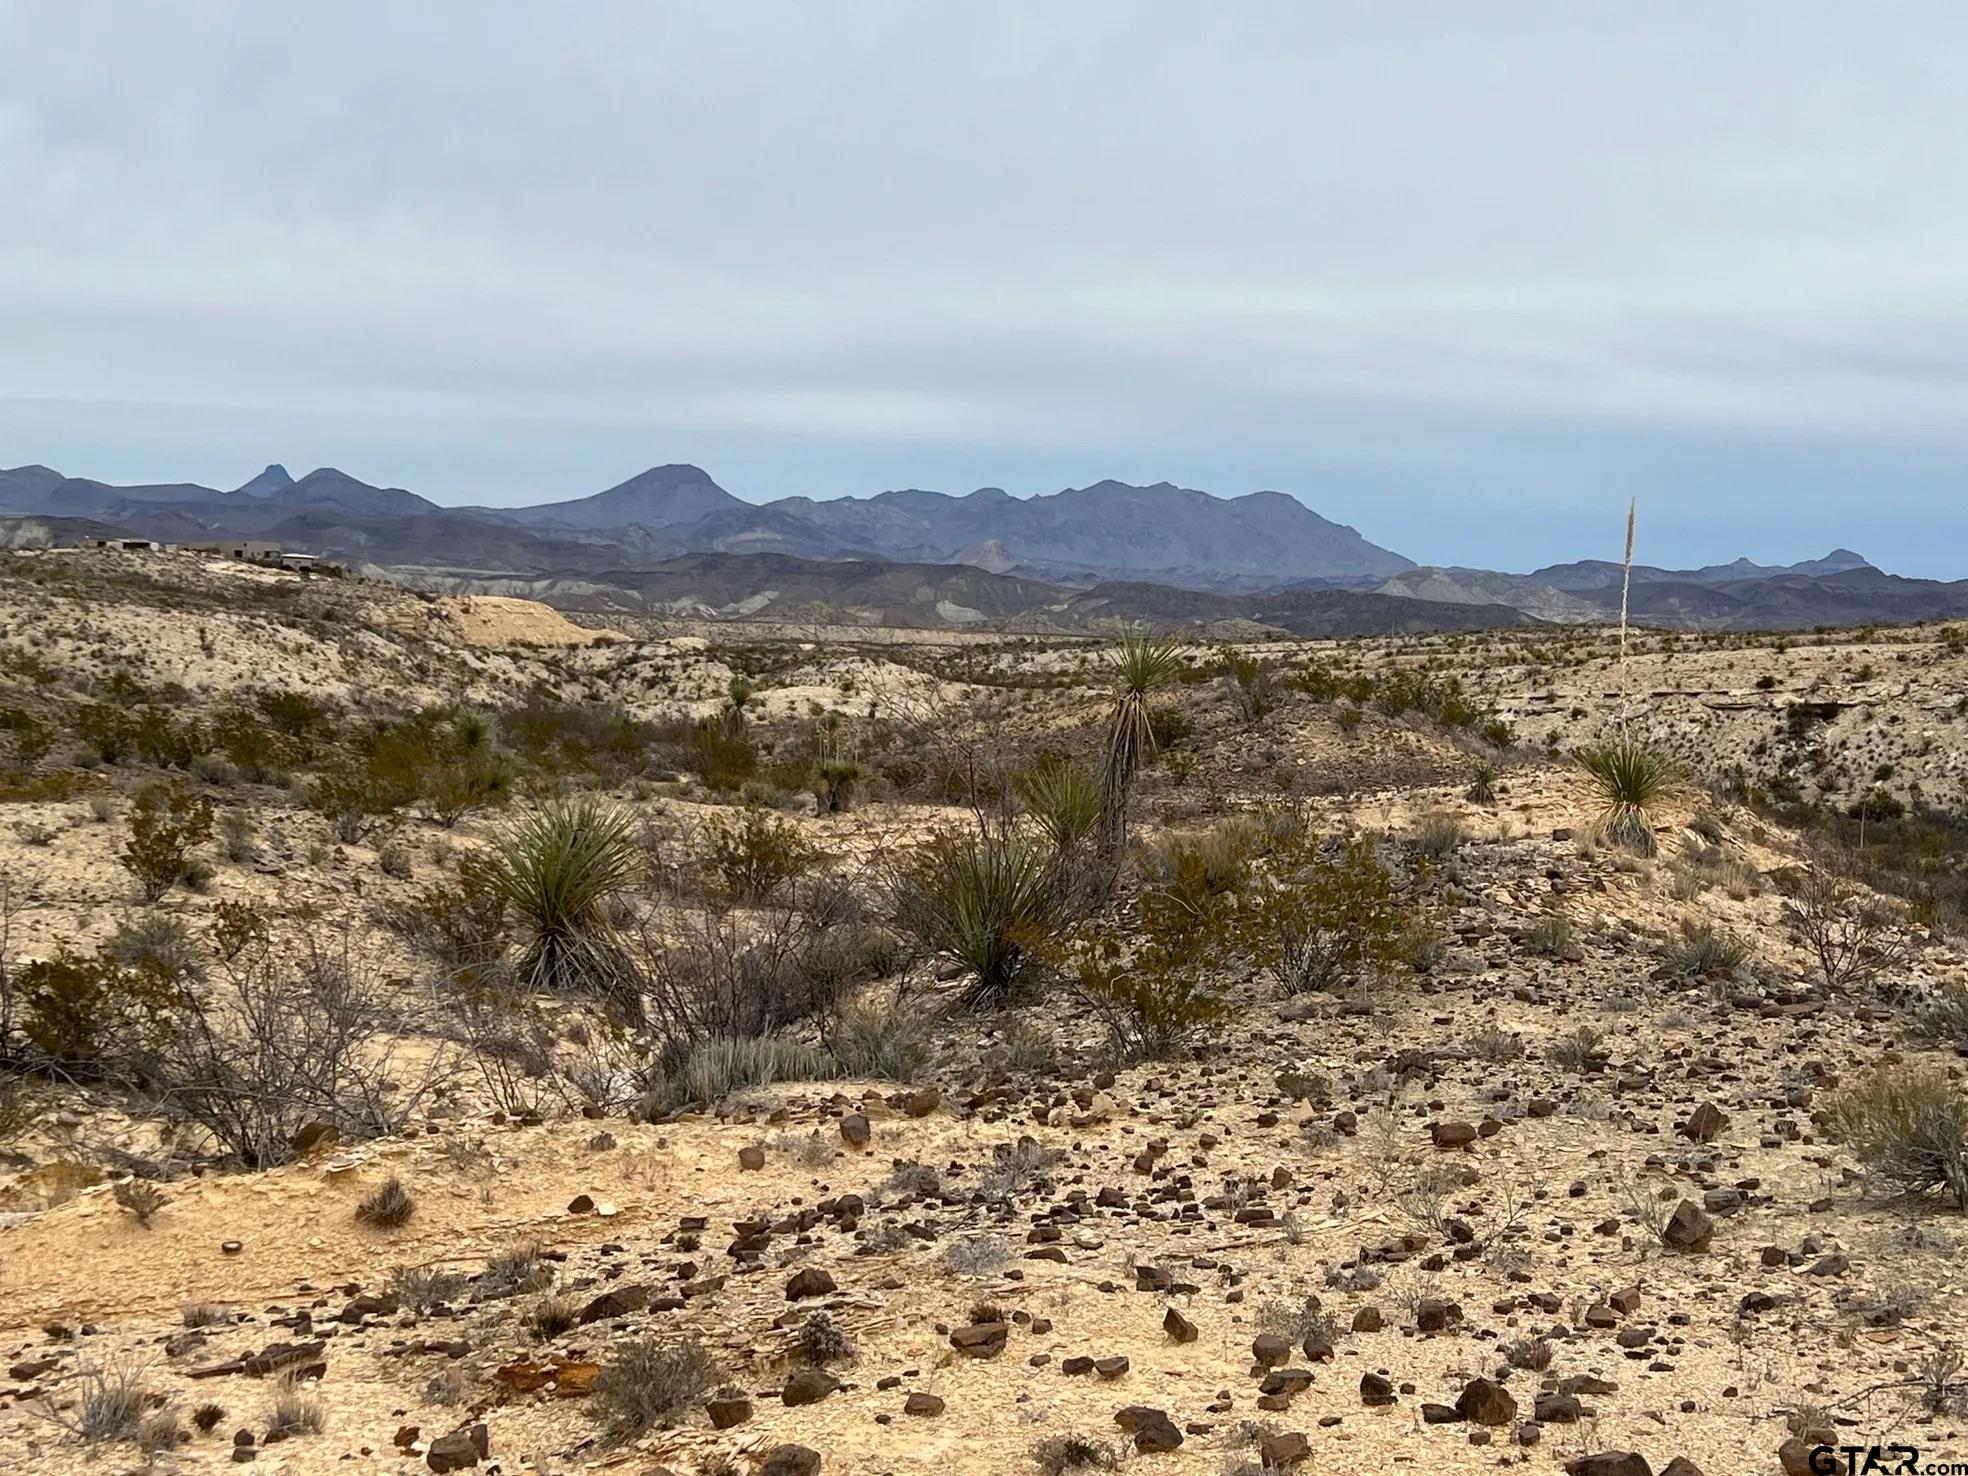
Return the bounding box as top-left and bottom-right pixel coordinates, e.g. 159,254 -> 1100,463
1823,1067 -> 1968,1208
1909,982 -> 1968,1049
1019,757 -> 1106,855
208,897 -> 273,962
381,855 -> 511,979
1070,884 -> 1231,1061
827,995 -> 929,1081
218,809 -> 258,862
887,830 -> 1054,1008
256,689 -> 332,743
1102,628 -> 1185,853
1222,652 -> 1276,724
702,807 -> 815,902
1657,921 -> 1751,979
1546,1023 -> 1605,1071
1521,914 -> 1574,956
76,704 -> 138,764
814,757 -> 864,813
419,750 -> 516,826
121,783 -> 213,902
1465,761 -> 1498,805
1241,836 -> 1422,994
355,1174 -> 416,1227
685,719 -> 758,792
14,951 -> 181,1070
131,707 -> 205,770
113,1178 -> 168,1226
1412,810 -> 1464,857
308,764 -> 405,844
1137,821 -> 1257,910
0,707 -> 52,767
105,913 -> 206,985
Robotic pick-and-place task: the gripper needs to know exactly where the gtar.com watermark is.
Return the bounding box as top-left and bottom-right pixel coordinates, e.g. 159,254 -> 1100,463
1806,1445 -> 1968,1475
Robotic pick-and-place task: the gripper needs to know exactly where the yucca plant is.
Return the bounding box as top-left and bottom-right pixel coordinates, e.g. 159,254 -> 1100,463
1100,627 -> 1185,856
1019,757 -> 1106,853
1575,740 -> 1679,854
486,799 -> 643,1013
890,830 -> 1053,1008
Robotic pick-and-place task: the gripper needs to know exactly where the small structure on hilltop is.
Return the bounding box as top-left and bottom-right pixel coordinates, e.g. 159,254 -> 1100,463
188,539 -> 282,564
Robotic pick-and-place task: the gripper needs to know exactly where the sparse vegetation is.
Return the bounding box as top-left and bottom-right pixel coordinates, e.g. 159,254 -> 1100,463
1657,921 -> 1752,979
120,781 -> 213,900
3,549 -> 1964,1474
1242,835 -> 1424,994
702,805 -> 816,901
590,1337 -> 721,1445
1785,872 -> 1911,989
1823,1066 -> 1968,1209
355,1174 -> 416,1227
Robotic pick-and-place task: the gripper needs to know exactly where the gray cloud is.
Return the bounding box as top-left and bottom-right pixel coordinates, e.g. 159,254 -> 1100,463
2,1 -> 1965,573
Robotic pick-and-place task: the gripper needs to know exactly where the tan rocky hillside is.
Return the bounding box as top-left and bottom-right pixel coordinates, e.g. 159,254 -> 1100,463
0,551 -> 1965,1476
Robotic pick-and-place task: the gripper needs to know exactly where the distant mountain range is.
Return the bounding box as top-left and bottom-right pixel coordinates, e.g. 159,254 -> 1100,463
3,459 -> 1963,634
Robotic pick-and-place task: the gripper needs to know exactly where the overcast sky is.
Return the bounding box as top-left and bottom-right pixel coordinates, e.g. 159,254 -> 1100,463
3,2 -> 1965,574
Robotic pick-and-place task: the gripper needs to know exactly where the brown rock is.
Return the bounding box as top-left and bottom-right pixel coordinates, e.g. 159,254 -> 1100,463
1457,1377 -> 1518,1426
425,1425 -> 488,1473
1565,1456 -> 1654,1476
1252,1332 -> 1292,1367
1662,1200 -> 1715,1252
1163,1307 -> 1198,1343
1684,1102 -> 1727,1143
761,1446 -> 822,1476
1115,1406 -> 1183,1453
782,1368 -> 840,1407
577,1286 -> 651,1324
1261,1431 -> 1313,1466
950,1321 -> 1008,1358
1431,1120 -> 1479,1149
786,1266 -> 837,1300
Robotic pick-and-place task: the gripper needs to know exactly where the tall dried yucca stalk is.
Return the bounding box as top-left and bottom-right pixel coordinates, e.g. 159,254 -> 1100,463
1616,497 -> 1636,734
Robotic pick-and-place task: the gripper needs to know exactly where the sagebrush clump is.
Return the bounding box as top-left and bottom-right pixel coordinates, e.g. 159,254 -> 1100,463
590,1337 -> 720,1444
1823,1066 -> 1968,1209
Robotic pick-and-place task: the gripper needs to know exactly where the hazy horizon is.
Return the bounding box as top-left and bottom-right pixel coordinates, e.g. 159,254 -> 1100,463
5,2 -> 1965,576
